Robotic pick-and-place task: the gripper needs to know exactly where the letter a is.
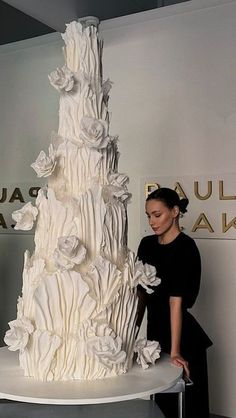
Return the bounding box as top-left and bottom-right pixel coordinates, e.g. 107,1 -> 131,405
192,213 -> 214,233
0,213 -> 7,229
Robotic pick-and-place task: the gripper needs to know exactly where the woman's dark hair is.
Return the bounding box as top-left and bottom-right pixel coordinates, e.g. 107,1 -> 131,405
146,187 -> 189,214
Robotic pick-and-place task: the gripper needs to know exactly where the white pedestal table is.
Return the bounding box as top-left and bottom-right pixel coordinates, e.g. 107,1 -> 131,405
0,347 -> 184,418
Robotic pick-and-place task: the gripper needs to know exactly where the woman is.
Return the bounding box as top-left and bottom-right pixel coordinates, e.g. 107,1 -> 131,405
137,187 -> 212,418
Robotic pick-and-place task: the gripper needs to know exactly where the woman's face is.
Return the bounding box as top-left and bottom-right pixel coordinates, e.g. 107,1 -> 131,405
145,199 -> 179,236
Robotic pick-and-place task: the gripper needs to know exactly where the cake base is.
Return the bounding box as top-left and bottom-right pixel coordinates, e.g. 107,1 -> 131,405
0,347 -> 182,405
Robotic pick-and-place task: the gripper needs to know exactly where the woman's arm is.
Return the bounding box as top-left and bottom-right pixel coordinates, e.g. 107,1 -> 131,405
169,296 -> 190,377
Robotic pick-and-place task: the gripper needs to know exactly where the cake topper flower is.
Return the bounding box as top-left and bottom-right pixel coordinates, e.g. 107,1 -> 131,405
31,144 -> 57,178
134,260 -> 161,294
86,335 -> 126,370
4,316 -> 34,352
12,202 -> 38,231
48,65 -> 75,92
54,235 -> 87,270
80,116 -> 109,149
134,338 -> 161,370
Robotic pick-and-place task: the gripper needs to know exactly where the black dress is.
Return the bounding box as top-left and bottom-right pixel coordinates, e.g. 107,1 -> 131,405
137,232 -> 212,418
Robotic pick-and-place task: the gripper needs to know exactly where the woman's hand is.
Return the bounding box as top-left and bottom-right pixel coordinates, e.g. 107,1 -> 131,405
171,354 -> 190,378
169,296 -> 190,377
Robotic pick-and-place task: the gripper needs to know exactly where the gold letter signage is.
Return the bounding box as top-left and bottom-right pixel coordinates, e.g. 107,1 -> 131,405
142,175 -> 236,240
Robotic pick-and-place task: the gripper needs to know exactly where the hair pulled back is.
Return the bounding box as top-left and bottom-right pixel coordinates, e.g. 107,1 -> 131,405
146,187 -> 189,214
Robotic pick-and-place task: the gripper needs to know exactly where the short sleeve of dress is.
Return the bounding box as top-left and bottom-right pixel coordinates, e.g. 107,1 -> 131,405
137,236 -> 158,265
167,237 -> 201,308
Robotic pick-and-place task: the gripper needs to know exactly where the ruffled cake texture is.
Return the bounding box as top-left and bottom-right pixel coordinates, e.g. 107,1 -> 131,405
5,20 -> 160,381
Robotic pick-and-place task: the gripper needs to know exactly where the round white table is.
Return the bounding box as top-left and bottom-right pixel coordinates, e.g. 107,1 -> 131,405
0,347 -> 182,405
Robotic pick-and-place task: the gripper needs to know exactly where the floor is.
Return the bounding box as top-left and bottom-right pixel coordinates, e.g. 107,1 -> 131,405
0,399 -> 165,418
0,401 -> 231,418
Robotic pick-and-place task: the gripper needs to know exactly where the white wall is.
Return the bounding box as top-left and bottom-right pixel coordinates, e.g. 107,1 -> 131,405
1,0 -> 236,416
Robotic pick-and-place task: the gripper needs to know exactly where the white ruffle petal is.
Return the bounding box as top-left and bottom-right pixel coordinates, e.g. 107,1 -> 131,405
12,202 -> 38,231
134,338 -> 161,370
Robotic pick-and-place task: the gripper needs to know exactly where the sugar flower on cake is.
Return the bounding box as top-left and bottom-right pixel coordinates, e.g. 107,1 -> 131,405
108,172 -> 129,188
54,235 -> 87,270
103,173 -> 131,204
12,202 -> 38,231
134,260 -> 161,294
134,338 -> 161,370
123,250 -> 160,292
86,335 -> 126,370
113,188 -> 131,203
80,116 -> 109,149
4,316 -> 34,352
48,65 -> 75,92
31,144 -> 57,178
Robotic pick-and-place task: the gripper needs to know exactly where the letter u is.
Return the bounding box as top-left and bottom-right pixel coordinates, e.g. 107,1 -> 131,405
0,188 -> 7,203
194,181 -> 212,200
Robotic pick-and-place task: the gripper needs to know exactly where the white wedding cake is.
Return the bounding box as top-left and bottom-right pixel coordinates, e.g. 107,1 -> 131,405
4,18 -> 160,381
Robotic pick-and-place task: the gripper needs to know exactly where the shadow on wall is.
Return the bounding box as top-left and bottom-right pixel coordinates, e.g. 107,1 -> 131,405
0,234 -> 34,345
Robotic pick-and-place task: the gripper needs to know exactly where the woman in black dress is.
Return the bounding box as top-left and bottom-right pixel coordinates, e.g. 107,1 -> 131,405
137,187 -> 212,418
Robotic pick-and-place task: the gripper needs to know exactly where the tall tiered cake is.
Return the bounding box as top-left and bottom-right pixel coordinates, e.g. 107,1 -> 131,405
5,18 -> 160,381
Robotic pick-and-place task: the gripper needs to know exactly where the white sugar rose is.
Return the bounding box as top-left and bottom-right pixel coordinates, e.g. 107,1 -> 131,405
111,187 -> 131,203
4,316 -> 34,352
103,172 -> 131,203
134,338 -> 161,370
48,65 -> 75,92
31,144 -> 56,177
134,260 -> 161,294
108,173 -> 129,188
80,116 -> 109,149
86,335 -> 126,370
103,173 -> 131,203
12,202 -> 38,231
54,235 -> 87,271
